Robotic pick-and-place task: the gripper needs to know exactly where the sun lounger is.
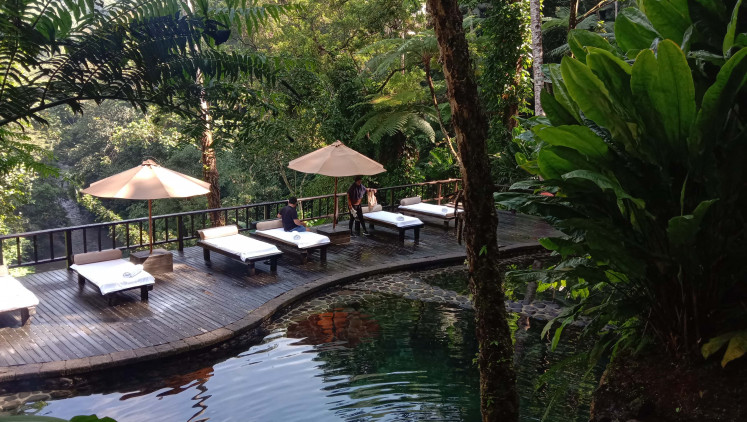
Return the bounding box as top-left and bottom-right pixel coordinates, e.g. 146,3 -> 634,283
0,265 -> 39,326
361,204 -> 424,243
254,220 -> 330,264
398,196 -> 463,227
70,249 -> 155,305
196,225 -> 283,275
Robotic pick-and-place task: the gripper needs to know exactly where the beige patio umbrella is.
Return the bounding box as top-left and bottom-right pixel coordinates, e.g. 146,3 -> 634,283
288,140 -> 386,228
81,160 -> 211,253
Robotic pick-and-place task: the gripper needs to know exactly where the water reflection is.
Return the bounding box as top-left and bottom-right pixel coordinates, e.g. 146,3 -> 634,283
286,309 -> 381,347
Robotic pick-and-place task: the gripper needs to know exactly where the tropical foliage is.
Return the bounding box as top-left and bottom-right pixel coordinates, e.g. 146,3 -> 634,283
497,0 -> 747,363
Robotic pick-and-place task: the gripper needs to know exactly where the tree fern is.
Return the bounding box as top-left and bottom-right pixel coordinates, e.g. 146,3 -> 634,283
354,104 -> 438,144
0,0 -> 288,134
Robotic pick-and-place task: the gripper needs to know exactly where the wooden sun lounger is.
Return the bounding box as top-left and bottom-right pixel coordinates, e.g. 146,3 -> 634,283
253,220 -> 329,264
0,265 -> 39,326
361,205 -> 424,243
70,250 -> 155,306
398,196 -> 462,228
197,241 -> 282,275
196,225 -> 283,275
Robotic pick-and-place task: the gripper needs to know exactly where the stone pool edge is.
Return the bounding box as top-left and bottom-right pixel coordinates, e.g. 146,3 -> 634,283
0,243 -> 543,383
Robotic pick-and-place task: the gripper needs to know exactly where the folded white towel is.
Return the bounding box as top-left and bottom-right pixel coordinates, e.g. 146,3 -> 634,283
441,207 -> 448,213
293,234 -> 302,241
396,214 -> 405,221
123,264 -> 144,278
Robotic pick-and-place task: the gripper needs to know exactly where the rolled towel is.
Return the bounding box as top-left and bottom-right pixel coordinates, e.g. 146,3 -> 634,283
396,214 -> 405,221
442,207 -> 449,213
293,234 -> 302,241
123,264 -> 144,278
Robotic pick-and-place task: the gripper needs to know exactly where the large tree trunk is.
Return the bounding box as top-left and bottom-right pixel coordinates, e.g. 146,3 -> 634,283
200,92 -> 223,226
569,0 -> 579,30
426,1 -> 519,421
186,0 -> 223,226
530,0 -> 544,116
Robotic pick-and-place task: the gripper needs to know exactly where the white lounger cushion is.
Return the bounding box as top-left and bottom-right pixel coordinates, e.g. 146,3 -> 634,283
364,211 -> 423,228
399,202 -> 464,218
201,234 -> 281,261
0,276 -> 39,313
198,225 -> 239,240
70,259 -> 155,296
257,228 -> 330,249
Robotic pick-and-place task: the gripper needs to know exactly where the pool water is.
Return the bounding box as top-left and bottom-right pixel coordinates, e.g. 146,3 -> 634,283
4,272 -> 598,421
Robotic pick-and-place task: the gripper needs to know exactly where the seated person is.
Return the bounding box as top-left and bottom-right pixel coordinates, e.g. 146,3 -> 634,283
277,196 -> 307,232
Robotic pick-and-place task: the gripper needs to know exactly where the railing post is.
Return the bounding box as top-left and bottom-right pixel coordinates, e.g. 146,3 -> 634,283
177,215 -> 185,252
390,190 -> 394,210
65,229 -> 73,269
0,239 -> 4,265
437,183 -> 443,205
263,204 -> 269,221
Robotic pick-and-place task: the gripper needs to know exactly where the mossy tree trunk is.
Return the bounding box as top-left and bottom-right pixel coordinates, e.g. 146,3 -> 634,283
426,0 -> 519,421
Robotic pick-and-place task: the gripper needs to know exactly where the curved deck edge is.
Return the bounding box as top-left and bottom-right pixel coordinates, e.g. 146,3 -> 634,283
0,243 -> 544,382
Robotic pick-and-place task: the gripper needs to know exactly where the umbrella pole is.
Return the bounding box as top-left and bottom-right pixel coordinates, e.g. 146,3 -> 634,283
333,177 -> 338,229
148,199 -> 153,254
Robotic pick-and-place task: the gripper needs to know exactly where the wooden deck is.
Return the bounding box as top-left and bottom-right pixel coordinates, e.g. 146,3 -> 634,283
0,211 -> 558,379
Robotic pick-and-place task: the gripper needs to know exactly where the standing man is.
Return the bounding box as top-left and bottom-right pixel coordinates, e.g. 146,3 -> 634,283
277,197 -> 307,232
347,176 -> 376,236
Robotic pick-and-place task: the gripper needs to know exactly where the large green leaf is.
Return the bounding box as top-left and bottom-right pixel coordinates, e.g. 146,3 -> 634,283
639,0 -> 692,43
723,0 -> 744,56
537,149 -> 578,180
630,41 -> 695,157
545,64 -> 581,121
567,29 -> 620,64
614,8 -> 661,54
654,40 -> 696,149
540,90 -> 580,126
702,330 -> 747,367
691,48 -> 747,154
586,48 -> 636,115
533,125 -> 609,159
666,199 -> 717,247
561,169 -> 645,207
560,56 -> 636,149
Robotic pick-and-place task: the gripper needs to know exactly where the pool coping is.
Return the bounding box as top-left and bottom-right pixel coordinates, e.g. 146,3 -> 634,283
0,243 -> 543,382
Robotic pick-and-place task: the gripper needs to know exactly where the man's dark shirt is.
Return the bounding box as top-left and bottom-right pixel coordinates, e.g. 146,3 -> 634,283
347,183 -> 366,203
279,205 -> 299,231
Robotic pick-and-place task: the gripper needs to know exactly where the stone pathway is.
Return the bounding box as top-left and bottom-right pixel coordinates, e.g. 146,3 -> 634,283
271,266 -> 575,330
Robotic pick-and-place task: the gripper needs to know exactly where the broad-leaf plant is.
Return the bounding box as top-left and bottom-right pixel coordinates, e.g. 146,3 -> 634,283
497,0 -> 747,365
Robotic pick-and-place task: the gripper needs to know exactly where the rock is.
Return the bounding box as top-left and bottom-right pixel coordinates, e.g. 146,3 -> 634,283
50,390 -> 71,398
27,393 -> 50,402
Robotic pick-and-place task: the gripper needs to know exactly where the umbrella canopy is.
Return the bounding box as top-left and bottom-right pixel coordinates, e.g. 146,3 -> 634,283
82,159 -> 210,199
288,141 -> 385,228
288,141 -> 386,176
81,160 -> 211,253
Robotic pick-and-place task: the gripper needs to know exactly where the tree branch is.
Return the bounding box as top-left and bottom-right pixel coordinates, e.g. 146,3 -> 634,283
374,67 -> 406,93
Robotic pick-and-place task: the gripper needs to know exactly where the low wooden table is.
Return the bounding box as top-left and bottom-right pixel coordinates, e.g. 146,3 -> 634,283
130,249 -> 173,274
316,226 -> 351,245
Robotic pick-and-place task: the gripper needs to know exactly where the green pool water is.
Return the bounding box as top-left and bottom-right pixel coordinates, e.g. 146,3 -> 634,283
3,273 -> 598,421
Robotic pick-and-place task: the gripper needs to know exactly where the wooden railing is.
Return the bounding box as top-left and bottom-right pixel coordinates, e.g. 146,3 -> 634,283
0,179 -> 460,269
